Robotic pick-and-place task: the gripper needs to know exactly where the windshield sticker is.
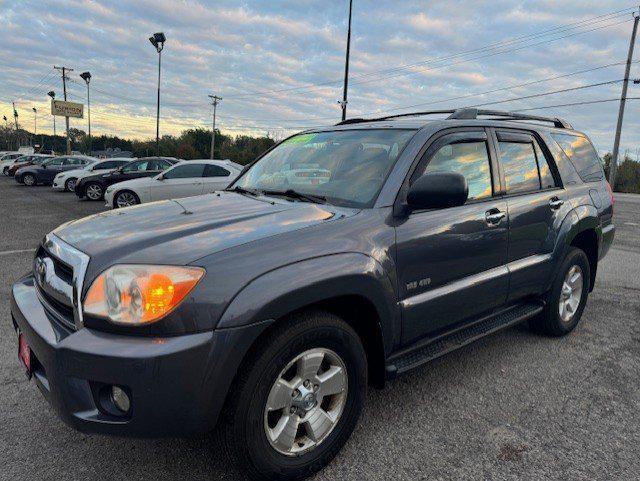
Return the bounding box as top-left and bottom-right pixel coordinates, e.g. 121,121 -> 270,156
284,133 -> 317,145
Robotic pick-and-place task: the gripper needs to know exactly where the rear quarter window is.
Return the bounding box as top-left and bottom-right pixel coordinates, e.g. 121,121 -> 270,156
551,133 -> 603,182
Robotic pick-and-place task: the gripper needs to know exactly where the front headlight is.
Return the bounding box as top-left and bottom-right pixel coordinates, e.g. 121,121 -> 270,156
83,264 -> 205,325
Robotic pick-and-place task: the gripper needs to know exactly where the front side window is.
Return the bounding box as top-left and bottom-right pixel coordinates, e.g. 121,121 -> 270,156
419,141 -> 493,201
551,133 -> 603,181
235,129 -> 416,207
163,164 -> 205,179
499,142 -> 540,194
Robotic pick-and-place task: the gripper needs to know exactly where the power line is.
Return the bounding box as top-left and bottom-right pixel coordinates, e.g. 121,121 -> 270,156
223,9 -> 636,99
514,97 -> 640,111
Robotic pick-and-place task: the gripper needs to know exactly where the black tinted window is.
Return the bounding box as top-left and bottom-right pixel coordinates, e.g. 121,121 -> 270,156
96,161 -> 116,169
499,142 -> 540,194
551,133 -> 603,181
421,141 -> 493,200
163,164 -> 206,179
204,164 -> 231,177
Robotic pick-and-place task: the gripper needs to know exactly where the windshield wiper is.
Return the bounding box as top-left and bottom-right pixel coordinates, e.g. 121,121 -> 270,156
227,185 -> 261,197
261,189 -> 327,204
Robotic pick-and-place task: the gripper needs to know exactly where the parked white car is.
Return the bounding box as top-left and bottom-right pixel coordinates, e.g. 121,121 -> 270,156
104,159 -> 242,208
52,158 -> 133,192
1,153 -> 27,175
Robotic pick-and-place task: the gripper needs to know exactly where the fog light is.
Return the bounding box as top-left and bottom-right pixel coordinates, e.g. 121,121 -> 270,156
111,386 -> 131,413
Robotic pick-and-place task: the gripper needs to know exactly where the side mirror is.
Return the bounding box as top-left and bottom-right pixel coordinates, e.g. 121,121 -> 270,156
157,174 -> 165,181
406,172 -> 468,210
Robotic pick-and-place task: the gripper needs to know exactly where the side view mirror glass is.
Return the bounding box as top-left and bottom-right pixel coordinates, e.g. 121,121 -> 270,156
406,172 -> 468,210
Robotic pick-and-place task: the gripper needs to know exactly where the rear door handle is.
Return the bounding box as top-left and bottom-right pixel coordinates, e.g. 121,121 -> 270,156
549,197 -> 564,210
485,209 -> 506,225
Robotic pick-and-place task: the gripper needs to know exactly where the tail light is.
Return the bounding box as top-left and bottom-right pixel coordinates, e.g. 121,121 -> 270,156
605,181 -> 615,214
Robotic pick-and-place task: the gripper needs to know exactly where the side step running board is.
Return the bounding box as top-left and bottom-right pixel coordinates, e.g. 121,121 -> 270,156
386,302 -> 543,378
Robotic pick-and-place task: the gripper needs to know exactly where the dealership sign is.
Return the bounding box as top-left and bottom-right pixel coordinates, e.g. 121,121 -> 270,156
51,100 -> 83,118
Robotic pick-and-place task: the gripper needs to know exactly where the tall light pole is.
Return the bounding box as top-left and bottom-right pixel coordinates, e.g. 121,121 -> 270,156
80,71 -> 92,155
47,91 -> 56,137
149,32 -> 166,156
339,0 -> 354,121
208,94 -> 221,159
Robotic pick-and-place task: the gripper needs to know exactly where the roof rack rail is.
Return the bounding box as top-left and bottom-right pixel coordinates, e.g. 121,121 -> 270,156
335,108 -> 572,129
448,108 -> 572,129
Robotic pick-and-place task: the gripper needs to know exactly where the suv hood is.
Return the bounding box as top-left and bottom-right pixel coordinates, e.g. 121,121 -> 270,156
53,191 -> 349,267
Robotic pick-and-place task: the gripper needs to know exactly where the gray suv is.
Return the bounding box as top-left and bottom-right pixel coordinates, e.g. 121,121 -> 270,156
10,109 -> 615,480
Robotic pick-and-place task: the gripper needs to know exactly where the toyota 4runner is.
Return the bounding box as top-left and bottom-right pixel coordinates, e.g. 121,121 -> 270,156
11,108 -> 615,480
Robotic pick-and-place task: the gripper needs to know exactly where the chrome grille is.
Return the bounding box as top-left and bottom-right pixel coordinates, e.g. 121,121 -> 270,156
34,234 -> 90,330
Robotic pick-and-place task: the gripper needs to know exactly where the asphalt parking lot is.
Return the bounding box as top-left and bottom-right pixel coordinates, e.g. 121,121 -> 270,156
1,178 -> 639,481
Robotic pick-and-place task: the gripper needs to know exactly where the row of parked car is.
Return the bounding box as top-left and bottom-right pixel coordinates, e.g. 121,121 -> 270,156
0,151 -> 242,208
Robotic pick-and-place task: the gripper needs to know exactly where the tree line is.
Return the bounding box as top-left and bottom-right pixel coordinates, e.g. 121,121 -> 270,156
0,126 -> 276,166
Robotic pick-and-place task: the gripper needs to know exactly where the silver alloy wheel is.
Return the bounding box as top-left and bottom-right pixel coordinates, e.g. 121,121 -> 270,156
23,174 -> 35,186
264,347 -> 348,456
66,178 -> 77,191
559,265 -> 583,323
2,167 -> 8,176
115,191 -> 138,208
85,184 -> 102,200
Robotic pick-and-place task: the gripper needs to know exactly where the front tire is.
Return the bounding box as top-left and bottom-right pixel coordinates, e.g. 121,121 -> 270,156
84,182 -> 103,200
530,247 -> 591,336
114,190 -> 140,208
23,173 -> 36,186
65,177 -> 77,192
220,311 -> 367,481
2,166 -> 9,176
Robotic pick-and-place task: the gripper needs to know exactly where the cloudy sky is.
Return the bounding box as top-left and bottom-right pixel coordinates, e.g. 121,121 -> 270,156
0,0 -> 639,154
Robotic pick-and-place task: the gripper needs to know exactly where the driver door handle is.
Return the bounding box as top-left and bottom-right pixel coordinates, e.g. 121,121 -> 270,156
485,209 -> 506,225
549,197 -> 564,210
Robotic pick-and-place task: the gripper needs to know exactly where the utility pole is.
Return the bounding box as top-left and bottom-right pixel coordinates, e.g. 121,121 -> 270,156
54,66 -> 73,154
339,0 -> 354,121
610,11 -> 639,187
208,95 -> 221,159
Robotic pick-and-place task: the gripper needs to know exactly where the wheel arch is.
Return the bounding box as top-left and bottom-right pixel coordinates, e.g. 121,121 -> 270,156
217,253 -> 399,388
554,205 -> 600,292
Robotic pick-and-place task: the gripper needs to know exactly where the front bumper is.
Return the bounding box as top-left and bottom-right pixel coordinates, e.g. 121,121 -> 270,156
52,179 -> 65,190
11,275 -> 271,437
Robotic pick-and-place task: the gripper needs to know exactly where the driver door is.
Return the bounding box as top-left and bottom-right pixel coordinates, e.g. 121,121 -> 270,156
395,129 -> 509,345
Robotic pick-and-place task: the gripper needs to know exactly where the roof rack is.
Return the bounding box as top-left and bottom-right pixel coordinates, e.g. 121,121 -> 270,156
335,108 -> 572,129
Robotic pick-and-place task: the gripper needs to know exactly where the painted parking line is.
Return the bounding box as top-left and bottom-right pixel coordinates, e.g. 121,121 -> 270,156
0,249 -> 34,256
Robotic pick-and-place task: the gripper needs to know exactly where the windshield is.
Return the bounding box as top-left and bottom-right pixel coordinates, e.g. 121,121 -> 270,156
234,129 -> 416,207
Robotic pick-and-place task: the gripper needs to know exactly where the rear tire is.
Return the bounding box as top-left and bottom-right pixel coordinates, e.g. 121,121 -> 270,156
220,311 -> 367,481
529,247 -> 591,336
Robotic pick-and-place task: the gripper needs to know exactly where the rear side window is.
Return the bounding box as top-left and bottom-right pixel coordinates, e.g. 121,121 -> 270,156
551,133 -> 603,182
204,164 -> 231,177
535,143 -> 556,189
498,142 -> 540,194
164,163 -> 205,179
